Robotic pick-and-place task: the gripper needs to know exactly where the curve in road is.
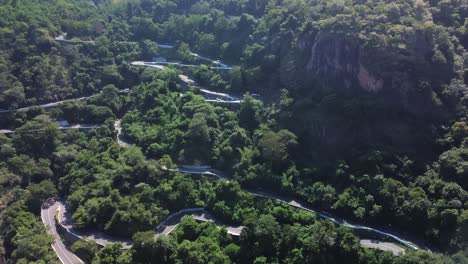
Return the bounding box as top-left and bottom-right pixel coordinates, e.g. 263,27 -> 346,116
55,34 -> 95,45
170,166 -> 423,251
360,239 -> 405,255
112,126 -> 423,252
42,200 -> 245,261
132,61 -> 247,104
246,190 -> 421,251
56,201 -> 133,249
41,201 -> 84,264
155,208 -> 245,237
37,39 -> 418,261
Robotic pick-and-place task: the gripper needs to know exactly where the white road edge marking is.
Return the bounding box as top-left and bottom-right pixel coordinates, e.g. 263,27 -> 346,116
41,204 -> 84,264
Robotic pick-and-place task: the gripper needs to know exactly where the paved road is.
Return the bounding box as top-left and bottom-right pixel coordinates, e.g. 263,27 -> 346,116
0,96 -> 93,114
60,124 -> 101,130
112,121 -> 422,253
171,166 -> 422,252
189,52 -> 231,69
41,201 -> 84,264
131,61 -> 166,69
43,201 -> 243,261
159,44 -> 174,49
173,165 -> 226,179
360,239 -> 405,255
57,201 -> 133,249
128,39 -> 229,69
156,208 -> 245,237
200,89 -> 238,100
131,60 -> 231,70
0,124 -> 101,134
0,129 -> 14,134
55,34 -> 95,45
45,157 -> 414,256
44,194 -> 408,257
205,99 -> 242,104
0,88 -> 131,114
178,74 -> 196,85
175,75 -> 242,103
246,190 -> 420,251
132,60 -> 246,104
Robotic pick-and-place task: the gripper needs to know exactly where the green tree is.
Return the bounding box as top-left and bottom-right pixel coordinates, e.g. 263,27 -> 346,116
71,239 -> 98,263
184,112 -> 212,163
258,129 -> 298,171
26,180 -> 57,212
93,243 -> 132,264
12,118 -> 60,158
238,94 -> 263,132
141,39 -> 159,59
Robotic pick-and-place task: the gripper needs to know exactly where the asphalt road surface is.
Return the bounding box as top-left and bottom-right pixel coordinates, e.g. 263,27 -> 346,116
44,196 -> 407,259
360,239 -> 406,255
113,125 -> 422,253
0,88 -> 126,114
41,201 -> 84,264
0,124 -> 101,134
168,166 -> 421,252
57,201 -> 133,249
155,208 -> 245,236
0,96 -> 94,114
247,190 -> 420,251
42,201 -> 242,263
174,166 -> 226,179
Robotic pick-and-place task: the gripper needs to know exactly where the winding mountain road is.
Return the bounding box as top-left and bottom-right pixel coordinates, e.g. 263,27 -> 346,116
0,88 -> 129,114
165,165 -> 420,251
55,34 -> 95,45
171,165 -> 226,179
131,61 -> 166,69
360,239 -> 405,255
0,124 -> 101,134
41,201 -> 84,264
38,39 -> 415,262
41,200 -> 245,264
177,74 -> 243,103
132,57 -> 247,105
155,208 -> 244,236
112,123 -> 422,252
189,51 -> 231,69
246,190 -> 420,251
0,95 -> 95,114
57,201 -> 133,249
132,60 -> 231,70
205,99 -> 242,104
161,164 -> 418,253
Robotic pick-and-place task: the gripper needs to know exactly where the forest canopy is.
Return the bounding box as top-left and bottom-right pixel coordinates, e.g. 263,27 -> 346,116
0,0 -> 467,263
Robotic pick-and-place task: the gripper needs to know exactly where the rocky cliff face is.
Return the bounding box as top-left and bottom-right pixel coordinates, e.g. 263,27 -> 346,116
276,29 -> 461,157
304,33 -> 364,91
298,32 -> 400,94
357,64 -> 384,92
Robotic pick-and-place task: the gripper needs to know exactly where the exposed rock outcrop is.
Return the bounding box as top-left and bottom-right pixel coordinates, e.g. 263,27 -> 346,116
358,64 -> 384,92
275,28 -> 459,156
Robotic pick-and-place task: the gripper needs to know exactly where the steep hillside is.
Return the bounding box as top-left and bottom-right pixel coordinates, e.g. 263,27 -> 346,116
0,0 -> 467,263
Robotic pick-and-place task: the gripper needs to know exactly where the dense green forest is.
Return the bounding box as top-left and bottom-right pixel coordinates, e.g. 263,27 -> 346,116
0,0 -> 467,263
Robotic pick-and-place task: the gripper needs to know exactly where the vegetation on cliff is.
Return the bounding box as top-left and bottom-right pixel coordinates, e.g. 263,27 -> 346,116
0,0 -> 467,263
